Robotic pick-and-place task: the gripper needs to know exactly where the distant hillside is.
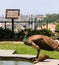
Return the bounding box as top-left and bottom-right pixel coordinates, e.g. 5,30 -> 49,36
43,14 -> 59,23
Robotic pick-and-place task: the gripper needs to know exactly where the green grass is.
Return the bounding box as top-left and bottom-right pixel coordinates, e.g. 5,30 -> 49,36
0,43 -> 59,59
0,43 -> 37,55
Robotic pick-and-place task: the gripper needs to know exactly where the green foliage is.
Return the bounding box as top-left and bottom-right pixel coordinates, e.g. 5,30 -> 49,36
17,29 -> 54,40
17,30 -> 25,41
0,27 -> 54,41
0,27 -> 14,40
3,29 -> 14,39
38,29 -> 54,36
0,27 -> 4,39
55,23 -> 59,32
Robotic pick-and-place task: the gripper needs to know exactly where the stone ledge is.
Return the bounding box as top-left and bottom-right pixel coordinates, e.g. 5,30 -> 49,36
0,50 -> 59,65
0,50 -> 15,55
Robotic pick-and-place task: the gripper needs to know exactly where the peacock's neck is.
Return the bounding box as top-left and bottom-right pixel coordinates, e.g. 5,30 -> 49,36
23,34 -> 28,41
56,45 -> 59,51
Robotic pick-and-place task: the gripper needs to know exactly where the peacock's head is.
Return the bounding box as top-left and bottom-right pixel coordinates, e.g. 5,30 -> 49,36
57,46 -> 59,51
23,40 -> 32,46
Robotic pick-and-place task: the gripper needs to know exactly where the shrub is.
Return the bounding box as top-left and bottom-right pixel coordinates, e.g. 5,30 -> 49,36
0,27 -> 14,40
17,29 -> 55,40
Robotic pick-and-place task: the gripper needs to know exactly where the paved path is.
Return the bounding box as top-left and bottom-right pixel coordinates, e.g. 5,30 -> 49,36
0,50 -> 59,65
34,59 -> 59,65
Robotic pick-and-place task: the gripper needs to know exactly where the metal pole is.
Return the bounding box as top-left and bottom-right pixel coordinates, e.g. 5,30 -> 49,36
12,18 -> 14,32
5,22 -> 6,29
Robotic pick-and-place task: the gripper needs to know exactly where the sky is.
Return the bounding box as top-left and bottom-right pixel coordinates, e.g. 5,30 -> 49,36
0,0 -> 59,16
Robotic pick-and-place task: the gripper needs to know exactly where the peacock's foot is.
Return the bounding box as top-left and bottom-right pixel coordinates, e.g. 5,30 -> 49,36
33,54 -> 49,64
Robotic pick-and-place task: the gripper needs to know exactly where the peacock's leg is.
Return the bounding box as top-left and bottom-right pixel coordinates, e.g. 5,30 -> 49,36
24,40 -> 40,58
36,50 -> 40,58
30,41 -> 40,58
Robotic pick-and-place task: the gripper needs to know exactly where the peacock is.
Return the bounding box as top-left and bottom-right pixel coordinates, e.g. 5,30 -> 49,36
23,34 -> 59,59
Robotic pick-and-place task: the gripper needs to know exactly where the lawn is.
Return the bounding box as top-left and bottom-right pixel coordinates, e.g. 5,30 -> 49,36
0,43 -> 59,59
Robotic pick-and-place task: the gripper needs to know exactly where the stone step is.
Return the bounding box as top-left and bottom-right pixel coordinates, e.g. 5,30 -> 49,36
0,50 -> 59,65
0,50 -> 36,61
0,50 -> 15,55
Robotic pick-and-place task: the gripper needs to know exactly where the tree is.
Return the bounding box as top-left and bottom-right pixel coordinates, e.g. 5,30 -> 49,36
43,14 -> 59,23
